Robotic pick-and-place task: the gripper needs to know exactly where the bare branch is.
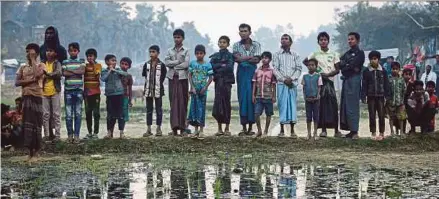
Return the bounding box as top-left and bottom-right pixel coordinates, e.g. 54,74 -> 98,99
405,12 -> 439,29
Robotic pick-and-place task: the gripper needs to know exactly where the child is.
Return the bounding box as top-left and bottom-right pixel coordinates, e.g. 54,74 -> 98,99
361,50 -> 389,140
386,62 -> 407,136
402,68 -> 415,133
210,36 -> 235,136
83,48 -> 102,139
15,43 -> 45,162
42,44 -> 62,141
120,57 -> 133,133
426,81 -> 438,133
252,51 -> 277,137
406,81 -> 436,133
62,42 -> 85,143
187,44 -> 213,138
301,58 -> 322,140
142,45 -> 167,137
101,54 -> 129,139
1,98 -> 24,151
164,29 -> 190,136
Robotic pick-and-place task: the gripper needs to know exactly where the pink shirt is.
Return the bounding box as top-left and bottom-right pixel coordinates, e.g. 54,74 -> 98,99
252,66 -> 276,99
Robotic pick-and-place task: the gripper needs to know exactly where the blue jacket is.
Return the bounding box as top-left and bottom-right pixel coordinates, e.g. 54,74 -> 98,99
101,68 -> 128,96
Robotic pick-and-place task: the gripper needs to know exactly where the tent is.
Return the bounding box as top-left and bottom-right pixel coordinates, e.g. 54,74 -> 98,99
363,48 -> 399,66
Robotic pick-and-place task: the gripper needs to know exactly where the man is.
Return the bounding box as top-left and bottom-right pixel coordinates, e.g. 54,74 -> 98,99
383,56 -> 394,77
434,54 -> 439,95
39,26 -> 67,139
164,29 -> 190,136
40,26 -> 67,64
233,23 -> 261,136
339,32 -> 365,139
272,34 -> 302,138
303,32 -> 341,138
420,65 -> 437,89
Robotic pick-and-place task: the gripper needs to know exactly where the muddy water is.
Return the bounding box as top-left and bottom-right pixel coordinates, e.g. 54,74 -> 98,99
2,159 -> 439,199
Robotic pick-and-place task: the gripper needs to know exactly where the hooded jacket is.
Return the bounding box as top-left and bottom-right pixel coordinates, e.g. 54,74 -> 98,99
40,26 -> 68,63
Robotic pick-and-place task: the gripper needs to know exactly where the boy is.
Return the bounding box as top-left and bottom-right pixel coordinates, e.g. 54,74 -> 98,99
426,81 -> 438,133
1,98 -> 23,151
187,45 -> 213,138
101,54 -> 129,139
403,68 -> 415,133
42,44 -> 62,141
361,50 -> 389,140
301,58 -> 322,140
62,42 -> 85,144
120,57 -> 133,133
210,36 -> 235,136
406,81 -> 436,133
386,62 -> 407,136
83,48 -> 102,139
252,51 -> 276,137
165,29 -> 190,136
15,43 -> 45,162
142,45 -> 167,137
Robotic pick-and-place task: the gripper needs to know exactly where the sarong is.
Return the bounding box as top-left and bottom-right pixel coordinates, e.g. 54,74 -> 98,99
169,75 -> 189,130
339,74 -> 361,132
122,96 -> 130,122
22,95 -> 43,151
212,79 -> 232,124
237,62 -> 256,125
318,79 -> 339,129
277,84 -> 297,124
187,92 -> 207,127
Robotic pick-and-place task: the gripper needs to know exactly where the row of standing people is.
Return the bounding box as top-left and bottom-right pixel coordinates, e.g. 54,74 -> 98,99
11,24 -> 439,162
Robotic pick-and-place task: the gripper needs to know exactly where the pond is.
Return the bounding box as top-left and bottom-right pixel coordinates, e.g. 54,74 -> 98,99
2,155 -> 439,199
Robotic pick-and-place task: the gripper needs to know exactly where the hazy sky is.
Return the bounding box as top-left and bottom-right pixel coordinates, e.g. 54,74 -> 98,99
125,1 -> 384,45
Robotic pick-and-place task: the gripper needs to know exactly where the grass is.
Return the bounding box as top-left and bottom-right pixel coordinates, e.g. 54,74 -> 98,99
2,132 -> 439,158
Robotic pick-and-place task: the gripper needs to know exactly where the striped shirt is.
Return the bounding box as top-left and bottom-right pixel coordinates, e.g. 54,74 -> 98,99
84,63 -> 102,96
272,48 -> 302,86
62,58 -> 85,90
232,39 -> 261,57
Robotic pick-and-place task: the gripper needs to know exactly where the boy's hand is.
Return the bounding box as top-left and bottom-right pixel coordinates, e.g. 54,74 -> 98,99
272,96 -> 276,103
190,87 -> 196,94
200,87 -> 207,95
252,96 -> 256,104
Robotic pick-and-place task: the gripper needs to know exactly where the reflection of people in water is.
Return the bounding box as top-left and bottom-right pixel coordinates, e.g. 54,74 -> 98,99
204,165 -> 217,199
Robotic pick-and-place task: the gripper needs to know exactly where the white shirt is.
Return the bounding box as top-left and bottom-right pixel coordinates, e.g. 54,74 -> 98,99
420,71 -> 437,89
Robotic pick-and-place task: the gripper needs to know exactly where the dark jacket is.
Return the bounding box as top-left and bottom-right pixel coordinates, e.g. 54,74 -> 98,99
40,26 -> 67,63
209,49 -> 235,84
339,46 -> 365,78
142,59 -> 167,97
361,64 -> 390,100
43,60 -> 62,93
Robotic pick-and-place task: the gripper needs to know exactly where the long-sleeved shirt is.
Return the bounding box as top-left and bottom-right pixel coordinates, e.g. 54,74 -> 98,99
272,48 -> 302,86
388,76 -> 406,106
420,71 -> 437,89
210,49 -> 235,84
164,46 -> 190,80
339,46 -> 365,78
100,67 -> 128,96
361,64 -> 390,100
62,57 -> 85,91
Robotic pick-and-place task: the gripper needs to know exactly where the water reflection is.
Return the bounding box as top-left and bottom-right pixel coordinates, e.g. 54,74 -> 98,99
2,161 -> 439,198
